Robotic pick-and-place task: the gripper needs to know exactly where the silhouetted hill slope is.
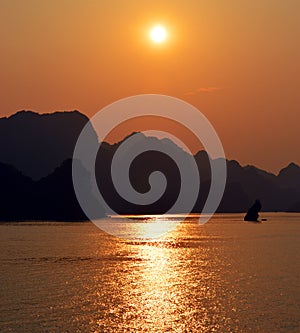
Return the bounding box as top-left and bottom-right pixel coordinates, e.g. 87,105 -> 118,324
96,133 -> 187,214
278,163 -> 300,191
224,160 -> 299,211
0,110 -> 98,180
95,132 -> 300,214
0,110 -> 299,219
288,201 -> 300,212
0,159 -> 103,221
0,162 -> 33,220
34,159 -> 103,221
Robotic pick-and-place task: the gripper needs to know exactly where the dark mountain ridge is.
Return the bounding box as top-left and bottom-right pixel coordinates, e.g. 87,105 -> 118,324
0,110 -> 299,220
0,110 -> 98,180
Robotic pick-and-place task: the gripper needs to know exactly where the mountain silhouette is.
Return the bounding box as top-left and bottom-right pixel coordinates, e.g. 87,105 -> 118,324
33,159 -> 101,221
96,133 -> 186,214
96,131 -> 300,214
0,110 -> 98,180
0,110 -> 299,220
288,200 -> 300,212
277,163 -> 300,191
224,160 -> 299,212
0,159 -> 102,221
0,162 -> 33,220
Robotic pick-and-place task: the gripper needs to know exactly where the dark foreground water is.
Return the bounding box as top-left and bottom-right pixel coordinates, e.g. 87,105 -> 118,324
0,213 -> 299,333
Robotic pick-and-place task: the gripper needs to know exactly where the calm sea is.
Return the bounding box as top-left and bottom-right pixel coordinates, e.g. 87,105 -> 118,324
0,213 -> 299,333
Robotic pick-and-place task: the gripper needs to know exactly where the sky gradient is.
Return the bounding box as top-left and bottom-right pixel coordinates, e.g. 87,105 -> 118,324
1,0 -> 299,173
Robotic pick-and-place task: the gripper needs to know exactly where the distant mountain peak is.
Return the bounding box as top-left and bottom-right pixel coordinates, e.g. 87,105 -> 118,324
286,162 -> 300,169
228,159 -> 242,167
2,110 -> 86,121
279,162 -> 300,175
0,110 -> 96,180
109,131 -> 188,156
0,109 -> 300,218
194,150 -> 209,159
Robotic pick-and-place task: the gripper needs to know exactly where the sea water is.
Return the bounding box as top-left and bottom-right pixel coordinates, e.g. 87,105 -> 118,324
0,213 -> 299,332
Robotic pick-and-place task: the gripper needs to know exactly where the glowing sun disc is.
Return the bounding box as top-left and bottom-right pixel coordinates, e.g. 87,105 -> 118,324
150,25 -> 167,43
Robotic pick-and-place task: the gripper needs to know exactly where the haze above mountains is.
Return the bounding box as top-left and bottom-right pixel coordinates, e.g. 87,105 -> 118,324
0,111 -> 299,221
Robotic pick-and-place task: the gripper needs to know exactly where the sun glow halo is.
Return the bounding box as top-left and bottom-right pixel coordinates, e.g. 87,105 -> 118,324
150,25 -> 167,43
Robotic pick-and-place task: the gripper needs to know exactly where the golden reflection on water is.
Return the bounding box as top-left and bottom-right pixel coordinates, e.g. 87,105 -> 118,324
135,216 -> 179,239
91,215 -> 237,332
99,214 -> 181,239
133,243 -> 181,331
1,214 -> 299,332
127,215 -> 182,327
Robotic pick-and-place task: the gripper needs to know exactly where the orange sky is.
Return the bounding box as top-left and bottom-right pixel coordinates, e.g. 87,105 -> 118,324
0,0 -> 299,173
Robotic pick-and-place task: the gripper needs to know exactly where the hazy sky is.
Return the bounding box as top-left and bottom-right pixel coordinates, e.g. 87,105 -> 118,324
1,0 -> 299,173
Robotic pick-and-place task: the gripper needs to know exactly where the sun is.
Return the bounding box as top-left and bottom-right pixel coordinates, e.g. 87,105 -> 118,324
150,25 -> 167,44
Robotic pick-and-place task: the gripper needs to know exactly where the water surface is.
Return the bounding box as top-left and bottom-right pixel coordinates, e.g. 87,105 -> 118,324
0,213 -> 299,332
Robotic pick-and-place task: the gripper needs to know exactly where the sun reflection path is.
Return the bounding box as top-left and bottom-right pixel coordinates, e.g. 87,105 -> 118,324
116,216 -> 237,332
88,215 -> 240,332
95,215 -> 182,240
133,215 -> 179,240
131,242 -> 188,331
